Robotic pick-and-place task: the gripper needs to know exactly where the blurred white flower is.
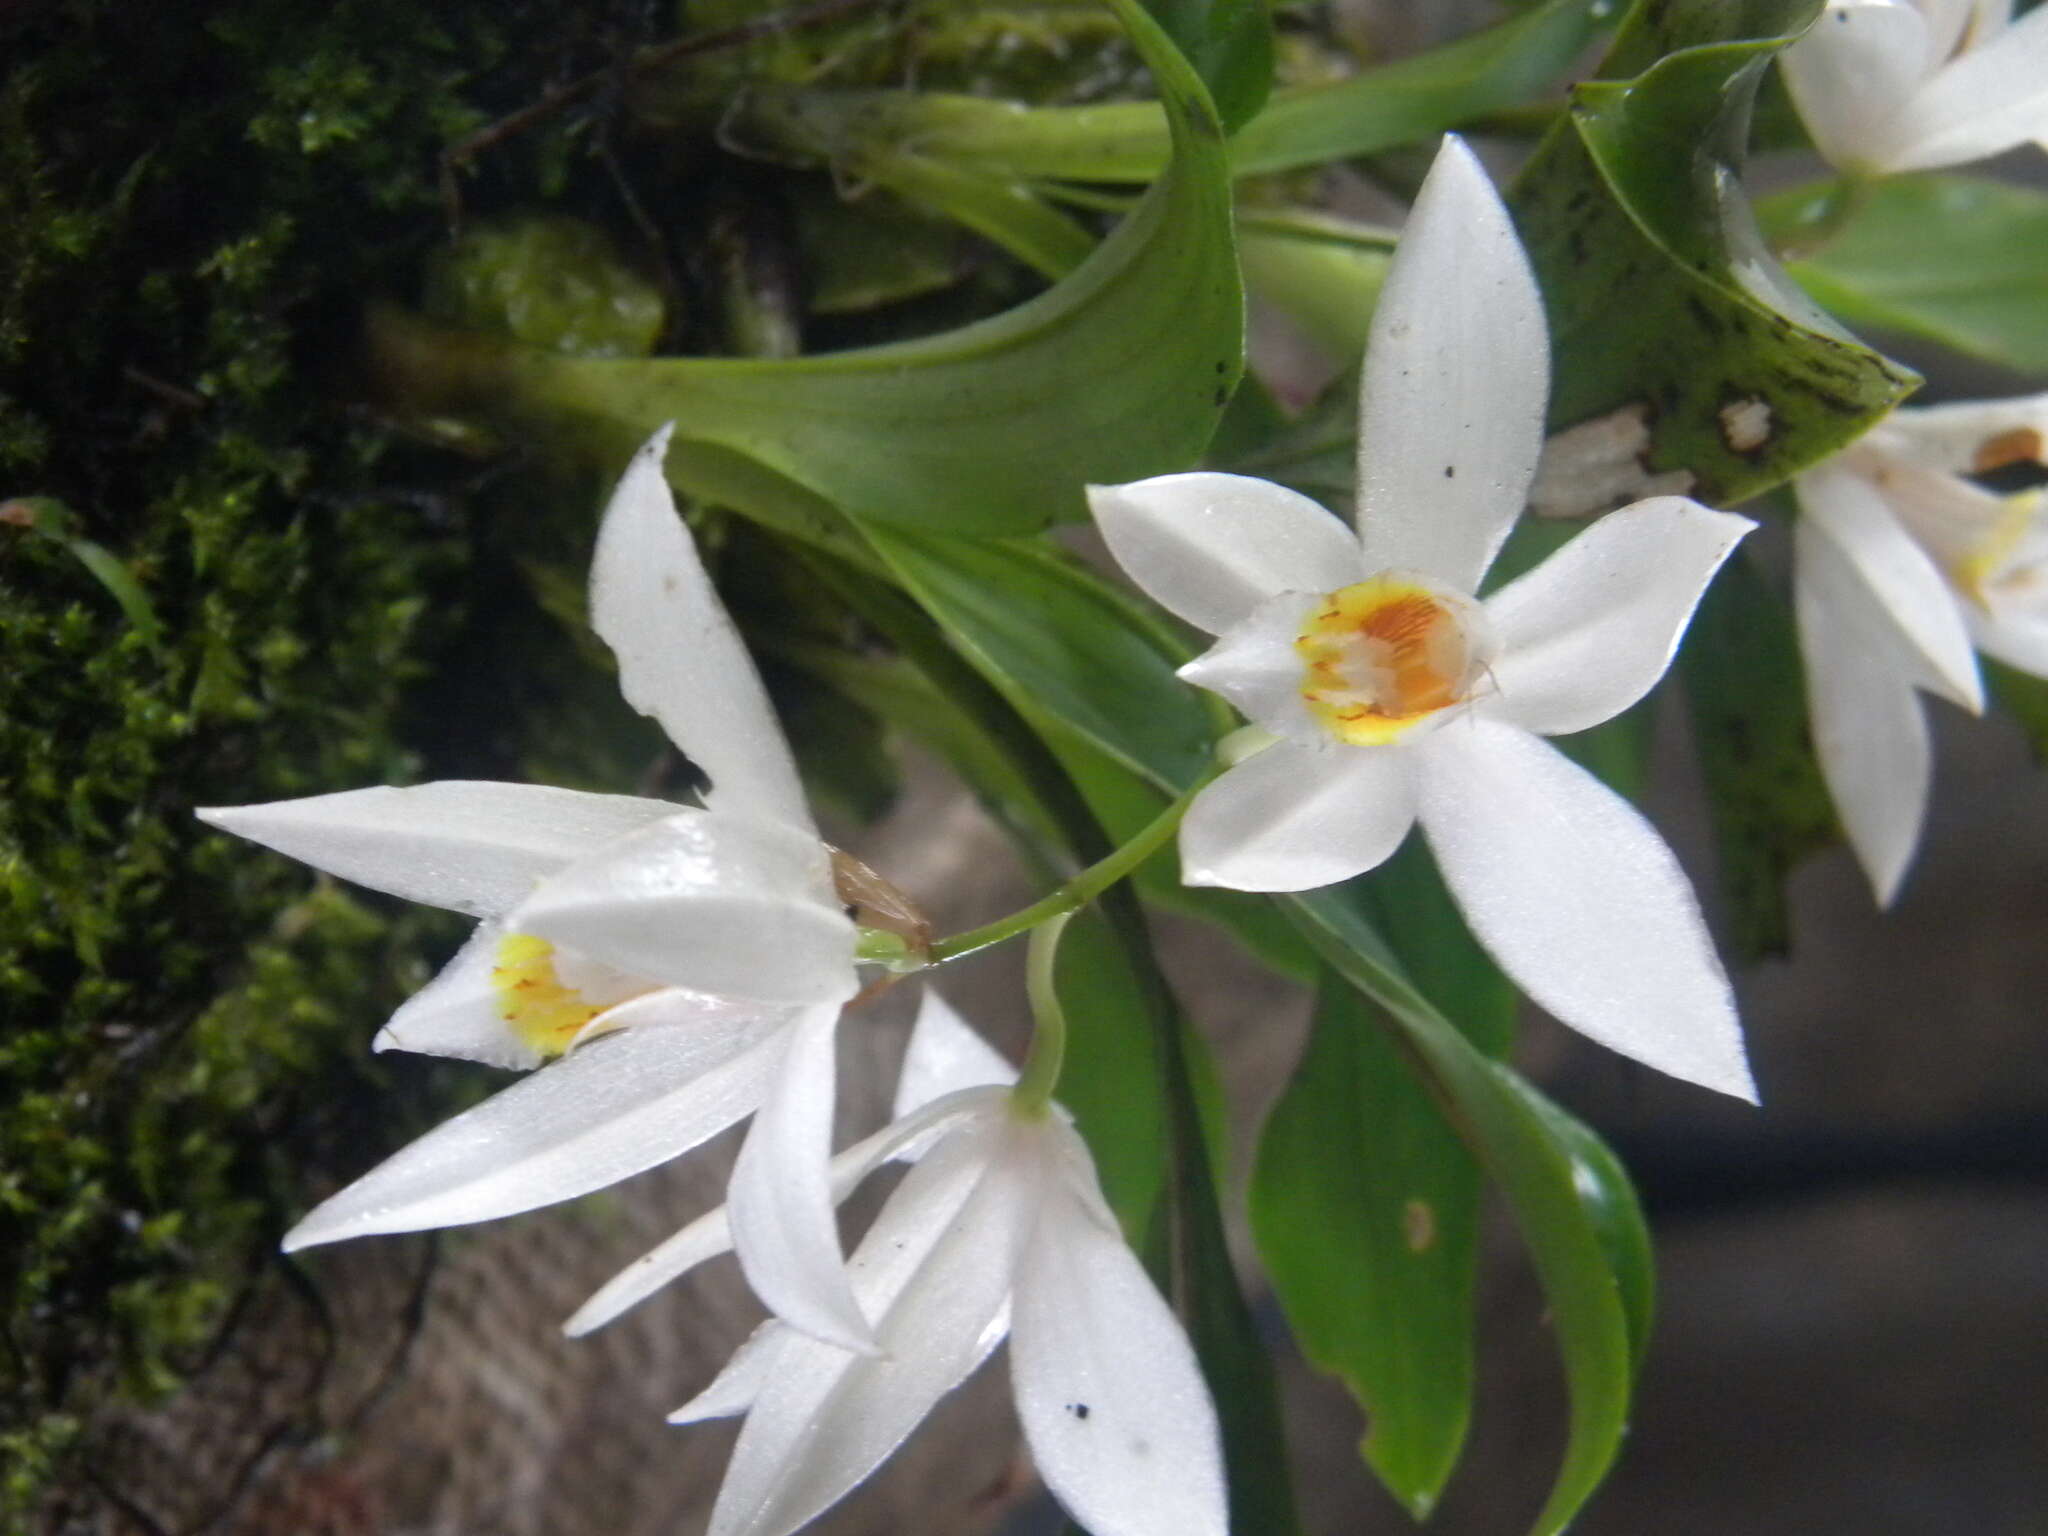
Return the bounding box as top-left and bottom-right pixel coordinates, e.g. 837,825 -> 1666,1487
566,993 -> 1227,1536
1781,0 -> 2048,176
1087,137 -> 1757,1100
199,426 -> 877,1350
1794,393 -> 2048,901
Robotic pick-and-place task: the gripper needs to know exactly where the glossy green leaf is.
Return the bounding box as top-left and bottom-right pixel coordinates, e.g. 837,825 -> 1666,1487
1237,210 -> 1394,369
1143,0 -> 1274,134
365,0 -> 1240,537
1679,545 -> 1835,959
1251,971 -> 1484,1516
1763,175 -> 2048,377
862,523 -> 1217,793
1512,17 -> 1919,505
742,0 -> 1609,185
1053,906 -> 1171,1232
1287,891 -> 1639,1536
838,152 -> 1096,282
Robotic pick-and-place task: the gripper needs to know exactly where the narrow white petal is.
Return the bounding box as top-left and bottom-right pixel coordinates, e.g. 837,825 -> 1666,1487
1971,607 -> 2048,676
1798,465 -> 1983,710
708,1115 -> 1033,1536
282,1003 -> 791,1250
1881,392 -> 2048,474
1010,1121 -> 1227,1536
1355,136 -> 1547,592
1779,0 -> 1932,173
1891,1 -> 2048,171
372,921 -> 541,1069
1086,474 -> 1363,636
508,810 -> 857,1007
1180,739 -> 1417,892
893,991 -> 1018,1118
1483,498 -> 1753,736
727,1005 -> 872,1353
1177,591 -> 1324,743
1796,518 -> 1936,905
593,425 -> 816,834
1415,719 -> 1754,1100
670,1322 -> 788,1424
567,1087 -> 1005,1337
196,782 -> 681,919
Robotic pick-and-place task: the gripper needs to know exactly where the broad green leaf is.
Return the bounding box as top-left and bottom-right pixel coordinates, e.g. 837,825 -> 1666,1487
1251,971 -> 1484,1516
1512,20 -> 1919,505
1763,175 -> 2048,377
1496,1071 -> 1656,1373
737,0 -> 1608,185
1679,545 -> 1835,959
861,523 -> 1216,793
830,152 -> 1096,283
1287,891 -> 1639,1536
1144,0 -> 1274,134
365,0 -> 1240,537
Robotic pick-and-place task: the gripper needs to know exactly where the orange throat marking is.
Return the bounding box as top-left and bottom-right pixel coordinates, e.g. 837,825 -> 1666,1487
1295,577 -> 1477,745
490,933 -> 606,1058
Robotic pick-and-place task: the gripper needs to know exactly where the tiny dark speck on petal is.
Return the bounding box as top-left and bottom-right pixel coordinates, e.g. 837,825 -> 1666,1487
662,575 -> 680,593
1443,465 -> 1455,479
1068,1403 -> 1091,1420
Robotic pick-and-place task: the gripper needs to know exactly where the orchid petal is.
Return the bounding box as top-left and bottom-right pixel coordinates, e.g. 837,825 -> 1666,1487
1177,590 -> 1323,743
1180,739 -> 1416,892
1970,607 -> 2048,676
1355,136 -> 1547,592
1881,392 -> 2048,474
1415,719 -> 1754,1099
1780,1 -> 1931,173
670,1322 -> 787,1424
593,424 -> 816,835
727,1004 -> 872,1353
371,922 -> 541,1069
1892,0 -> 2048,171
196,782 -> 680,919
708,1116 -> 1032,1536
1799,464 -> 1983,710
282,1000 -> 791,1251
1086,473 -> 1362,636
508,810 -> 857,1007
1482,498 -> 1754,736
1010,1122 -> 1227,1536
1797,517 -> 1937,904
566,1087 -> 1003,1338
893,991 -> 1019,1118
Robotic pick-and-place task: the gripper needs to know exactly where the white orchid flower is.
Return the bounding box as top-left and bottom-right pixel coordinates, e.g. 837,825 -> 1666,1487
1086,137 -> 1757,1100
198,426 -> 879,1351
564,992 -> 1227,1536
1794,392 -> 2048,902
1781,0 -> 2048,176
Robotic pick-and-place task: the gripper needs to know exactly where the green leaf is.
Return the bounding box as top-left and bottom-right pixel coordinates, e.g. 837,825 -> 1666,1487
366,0 -> 1241,536
1511,19 -> 1919,505
755,0 -> 1609,185
1764,175 -> 2048,377
1143,0 -> 1274,135
1286,893 -> 1640,1536
1989,659 -> 2048,762
1237,209 -> 1394,369
1679,545 -> 1835,959
1251,971 -> 1484,1516
861,523 -> 1217,793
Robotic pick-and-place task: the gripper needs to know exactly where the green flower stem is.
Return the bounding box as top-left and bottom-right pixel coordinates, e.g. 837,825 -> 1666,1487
925,763 -> 1219,967
1010,911 -> 1073,1118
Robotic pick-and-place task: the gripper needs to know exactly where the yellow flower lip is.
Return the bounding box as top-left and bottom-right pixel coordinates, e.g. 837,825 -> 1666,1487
490,932 -> 611,1058
1295,573 -> 1493,745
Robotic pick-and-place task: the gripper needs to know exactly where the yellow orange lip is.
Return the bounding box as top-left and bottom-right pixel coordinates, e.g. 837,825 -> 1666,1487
490,932 -> 607,1058
1295,574 -> 1485,745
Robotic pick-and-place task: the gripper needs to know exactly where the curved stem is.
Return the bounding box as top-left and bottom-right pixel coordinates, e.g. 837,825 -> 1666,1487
926,763 -> 1219,967
1011,911 -> 1073,1117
